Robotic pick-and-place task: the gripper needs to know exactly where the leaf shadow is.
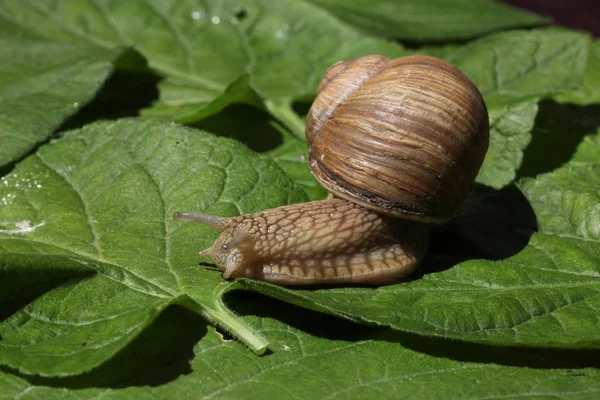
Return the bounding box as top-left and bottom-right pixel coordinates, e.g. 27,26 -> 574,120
225,290 -> 384,342
517,100 -> 600,180
2,304 -> 207,389
0,49 -> 160,178
226,290 -> 600,370
291,100 -> 312,118
421,182 -> 538,275
376,329 -> 600,370
55,50 -> 160,135
192,103 -> 284,152
0,261 -> 95,324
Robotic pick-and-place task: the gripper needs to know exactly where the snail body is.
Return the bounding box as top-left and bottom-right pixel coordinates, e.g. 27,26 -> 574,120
174,199 -> 428,285
175,55 -> 488,286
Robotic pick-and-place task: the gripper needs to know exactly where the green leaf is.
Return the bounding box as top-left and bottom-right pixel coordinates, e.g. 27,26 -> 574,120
187,104 -> 284,153
0,119 -> 307,376
517,101 -> 600,180
305,0 -> 548,41
519,134 -> 600,239
142,74 -> 263,123
0,36 -> 122,167
556,40 -> 600,105
140,0 -> 407,136
174,102 -> 326,200
266,126 -> 328,201
444,29 -> 589,188
572,131 -> 600,164
1,294 -> 599,398
0,0 -> 406,140
476,100 -> 538,188
232,132 -> 600,349
447,29 -> 589,107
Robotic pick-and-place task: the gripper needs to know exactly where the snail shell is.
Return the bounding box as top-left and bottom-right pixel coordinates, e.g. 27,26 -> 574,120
307,55 -> 489,222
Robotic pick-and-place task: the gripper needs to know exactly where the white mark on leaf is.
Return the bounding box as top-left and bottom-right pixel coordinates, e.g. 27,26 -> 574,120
0,220 -> 45,235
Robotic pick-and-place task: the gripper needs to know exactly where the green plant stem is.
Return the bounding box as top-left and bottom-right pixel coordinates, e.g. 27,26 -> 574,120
265,100 -> 306,140
178,290 -> 268,355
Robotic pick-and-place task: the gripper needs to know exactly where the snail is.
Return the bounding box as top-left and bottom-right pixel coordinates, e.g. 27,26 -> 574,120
174,55 -> 489,286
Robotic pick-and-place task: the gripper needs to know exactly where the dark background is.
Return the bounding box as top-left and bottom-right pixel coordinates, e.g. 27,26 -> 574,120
504,0 -> 600,36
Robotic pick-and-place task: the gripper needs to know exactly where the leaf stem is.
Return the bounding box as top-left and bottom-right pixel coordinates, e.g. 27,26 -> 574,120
178,290 -> 268,355
265,100 -> 306,140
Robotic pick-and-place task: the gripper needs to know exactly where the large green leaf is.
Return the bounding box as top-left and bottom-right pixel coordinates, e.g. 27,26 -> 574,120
0,0 -> 406,144
448,29 -> 588,188
519,132 -> 600,240
229,131 -> 600,349
136,0 -> 406,128
0,35 -> 122,167
447,29 -> 589,107
556,40 -> 600,105
476,101 -> 538,188
305,0 -> 547,41
517,100 -> 600,180
1,294 -> 599,398
0,119 -> 307,376
573,130 -> 600,163
266,126 -> 328,201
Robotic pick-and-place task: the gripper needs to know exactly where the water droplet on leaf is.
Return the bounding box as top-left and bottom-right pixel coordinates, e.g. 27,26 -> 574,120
191,10 -> 204,20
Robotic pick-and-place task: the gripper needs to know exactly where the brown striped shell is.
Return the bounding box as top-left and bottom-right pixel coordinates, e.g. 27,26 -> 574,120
306,55 -> 489,223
